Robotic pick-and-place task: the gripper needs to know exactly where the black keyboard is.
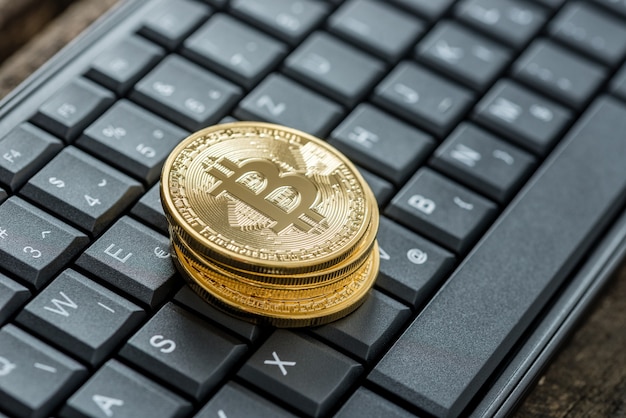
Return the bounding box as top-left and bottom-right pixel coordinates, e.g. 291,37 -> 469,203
2,0 -> 626,417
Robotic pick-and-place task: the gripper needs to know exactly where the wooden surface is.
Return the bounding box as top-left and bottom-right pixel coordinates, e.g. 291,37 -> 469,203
1,1 -> 625,416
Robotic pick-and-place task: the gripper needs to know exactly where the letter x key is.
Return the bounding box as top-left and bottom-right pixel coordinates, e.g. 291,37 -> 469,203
263,351 -> 296,376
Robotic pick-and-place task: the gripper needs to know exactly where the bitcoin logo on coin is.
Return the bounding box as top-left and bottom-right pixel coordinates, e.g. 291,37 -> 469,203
161,122 -> 379,327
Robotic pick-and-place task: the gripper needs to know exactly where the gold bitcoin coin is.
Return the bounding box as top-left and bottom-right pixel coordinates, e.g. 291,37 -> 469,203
161,122 -> 377,275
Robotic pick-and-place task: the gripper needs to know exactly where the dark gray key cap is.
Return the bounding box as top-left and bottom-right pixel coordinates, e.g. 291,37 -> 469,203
183,13 -> 287,89
0,324 -> 87,418
78,100 -> 188,184
549,3 -> 626,67
21,146 -> 143,235
235,74 -> 344,137
386,167 -> 497,253
390,0 -> 455,20
132,55 -> 242,132
284,32 -> 385,107
120,303 -> 247,400
375,217 -> 455,307
455,0 -> 547,49
513,40 -> 606,109
373,61 -> 474,138
16,269 -> 145,366
431,123 -> 536,203
330,104 -> 434,185
0,197 -> 88,289
0,124 -> 63,191
76,216 -> 176,308
369,96 -> 626,418
230,0 -> 330,45
196,382 -> 297,418
474,80 -> 572,155
335,387 -> 415,418
416,21 -> 511,92
593,0 -> 626,17
139,0 -> 211,49
0,274 -> 29,325
311,290 -> 411,364
328,0 -> 425,63
239,330 -> 362,417
358,168 -> 395,207
174,285 -> 261,342
31,78 -> 114,142
62,359 -> 192,418
131,183 -> 168,234
86,36 -> 165,95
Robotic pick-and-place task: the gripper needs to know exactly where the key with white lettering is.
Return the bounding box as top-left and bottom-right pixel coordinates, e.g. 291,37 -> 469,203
62,359 -> 192,418
0,324 -> 87,418
21,146 -> 143,236
375,217 -> 455,307
431,123 -> 536,203
76,216 -> 176,308
0,274 -> 29,325
139,0 -> 211,50
78,99 -> 188,184
386,168 -> 497,254
474,80 -> 572,155
131,183 -> 168,234
132,55 -> 242,132
196,382 -> 297,418
0,124 -> 63,192
0,197 -> 88,289
31,78 -> 114,142
120,303 -> 247,400
16,269 -> 145,366
239,330 -> 362,418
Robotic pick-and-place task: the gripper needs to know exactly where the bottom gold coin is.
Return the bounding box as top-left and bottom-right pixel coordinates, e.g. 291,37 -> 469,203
171,237 -> 379,328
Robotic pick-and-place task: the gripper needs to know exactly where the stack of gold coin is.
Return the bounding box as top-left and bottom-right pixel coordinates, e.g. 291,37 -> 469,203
160,122 -> 379,327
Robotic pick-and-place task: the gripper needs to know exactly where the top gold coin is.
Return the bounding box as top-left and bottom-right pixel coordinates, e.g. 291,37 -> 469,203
161,122 -> 377,274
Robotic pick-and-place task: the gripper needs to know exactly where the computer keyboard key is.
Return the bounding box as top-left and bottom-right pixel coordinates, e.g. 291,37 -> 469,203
358,168 -> 395,207
16,269 -> 145,366
235,74 -> 344,137
474,80 -> 572,155
335,387 -> 416,418
196,382 -> 297,418
139,0 -> 211,50
131,183 -> 168,234
373,61 -> 474,138
455,0 -> 547,49
328,0 -> 425,63
284,32 -> 385,107
238,330 -> 362,417
0,124 -> 63,192
230,0 -> 330,45
330,104 -> 434,185
375,217 -> 455,307
0,197 -> 88,289
369,96 -> 626,418
86,36 -> 165,95
31,78 -> 115,142
132,55 -> 242,132
78,99 -> 188,184
183,13 -> 287,89
76,216 -> 176,308
21,146 -> 143,236
311,290 -> 411,364
549,3 -> 626,67
174,285 -> 262,342
431,123 -> 536,203
390,0 -> 455,21
0,274 -> 29,325
386,167 -> 497,254
0,324 -> 87,418
513,40 -> 606,109
416,21 -> 512,92
120,303 -> 247,400
62,359 -> 192,418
